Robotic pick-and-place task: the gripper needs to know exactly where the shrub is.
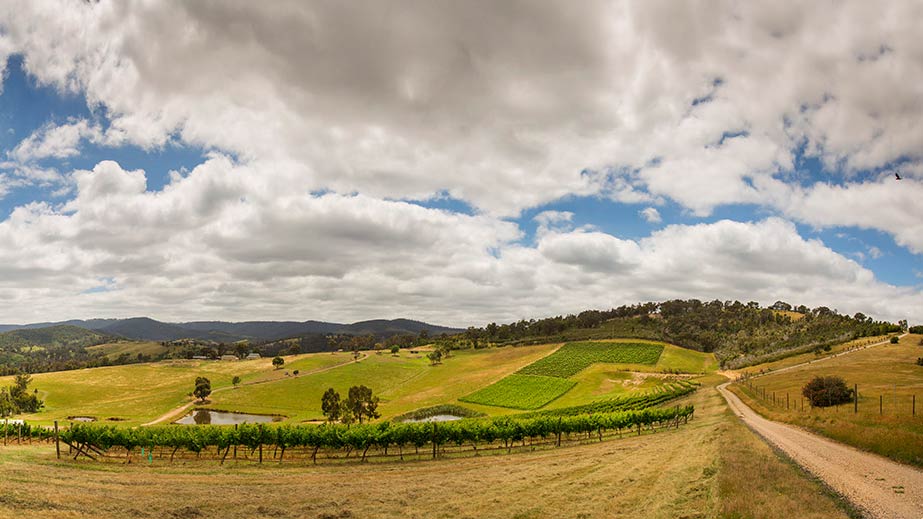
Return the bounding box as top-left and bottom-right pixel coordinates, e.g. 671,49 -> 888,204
916,358 -> 923,366
890,336 -> 899,344
802,376 -> 853,407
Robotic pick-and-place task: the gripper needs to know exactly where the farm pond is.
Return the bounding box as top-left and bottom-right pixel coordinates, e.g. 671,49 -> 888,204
402,414 -> 464,423
174,409 -> 283,425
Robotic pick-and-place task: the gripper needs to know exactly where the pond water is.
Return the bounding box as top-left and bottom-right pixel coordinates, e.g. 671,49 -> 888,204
402,414 -> 464,423
174,409 -> 282,425
68,416 -> 96,422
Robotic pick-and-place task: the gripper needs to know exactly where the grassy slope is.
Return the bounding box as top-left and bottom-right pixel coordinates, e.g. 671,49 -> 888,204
85,340 -> 167,360
0,353 -> 350,425
0,376 -> 850,519
728,333 -> 923,467
211,345 -> 561,420
1,340 -> 718,424
736,334 -> 891,376
541,341 -> 716,409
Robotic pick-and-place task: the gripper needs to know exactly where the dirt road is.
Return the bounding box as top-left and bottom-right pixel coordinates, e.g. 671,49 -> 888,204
719,382 -> 923,518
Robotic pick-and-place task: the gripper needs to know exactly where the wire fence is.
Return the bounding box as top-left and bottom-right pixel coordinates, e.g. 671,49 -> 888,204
737,379 -> 919,416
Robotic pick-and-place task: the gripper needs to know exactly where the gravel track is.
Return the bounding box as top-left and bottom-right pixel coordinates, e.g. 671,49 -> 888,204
719,382 -> 923,519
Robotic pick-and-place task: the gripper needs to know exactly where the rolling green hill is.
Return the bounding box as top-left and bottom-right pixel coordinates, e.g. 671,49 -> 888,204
1,339 -> 716,425
454,299 -> 901,368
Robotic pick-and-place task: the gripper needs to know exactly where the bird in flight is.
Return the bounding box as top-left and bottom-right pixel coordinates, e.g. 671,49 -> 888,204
895,173 -> 902,180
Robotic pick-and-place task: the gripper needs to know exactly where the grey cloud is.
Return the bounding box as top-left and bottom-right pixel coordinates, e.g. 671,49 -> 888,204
0,2 -> 921,324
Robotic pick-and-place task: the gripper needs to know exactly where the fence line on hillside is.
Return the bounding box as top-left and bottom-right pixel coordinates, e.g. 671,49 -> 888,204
737,379 -> 919,417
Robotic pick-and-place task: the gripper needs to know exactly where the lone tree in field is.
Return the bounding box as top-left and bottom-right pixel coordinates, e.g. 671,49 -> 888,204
345,385 -> 380,424
232,375 -> 241,388
802,375 -> 853,407
193,376 -> 212,402
321,387 -> 341,422
0,374 -> 44,417
272,356 -> 285,369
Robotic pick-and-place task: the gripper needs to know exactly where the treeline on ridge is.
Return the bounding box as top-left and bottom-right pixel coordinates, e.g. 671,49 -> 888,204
444,299 -> 903,368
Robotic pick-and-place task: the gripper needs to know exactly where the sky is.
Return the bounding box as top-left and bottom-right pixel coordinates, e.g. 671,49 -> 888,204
0,1 -> 921,327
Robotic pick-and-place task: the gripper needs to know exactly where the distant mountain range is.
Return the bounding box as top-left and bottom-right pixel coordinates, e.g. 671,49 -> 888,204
0,317 -> 462,343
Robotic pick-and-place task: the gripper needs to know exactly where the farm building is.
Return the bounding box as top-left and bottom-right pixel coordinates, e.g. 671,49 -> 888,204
219,355 -> 238,361
245,352 -> 261,360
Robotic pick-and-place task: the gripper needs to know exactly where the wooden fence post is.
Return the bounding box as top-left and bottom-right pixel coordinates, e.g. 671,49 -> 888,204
854,384 -> 858,414
234,424 -> 238,460
258,424 -> 263,464
54,421 -> 60,460
431,422 -> 437,459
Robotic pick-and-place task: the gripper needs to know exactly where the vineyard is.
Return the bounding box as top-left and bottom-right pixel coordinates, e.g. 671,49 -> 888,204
33,405 -> 694,464
517,341 -> 664,378
457,341 -> 669,409
459,374 -> 577,409
521,380 -> 699,418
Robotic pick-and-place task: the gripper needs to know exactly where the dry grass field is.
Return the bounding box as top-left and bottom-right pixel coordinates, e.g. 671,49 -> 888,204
0,375 -> 853,519
729,333 -> 923,467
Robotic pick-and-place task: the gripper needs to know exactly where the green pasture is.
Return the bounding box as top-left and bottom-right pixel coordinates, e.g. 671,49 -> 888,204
0,353 -> 350,426
209,344 -> 560,420
0,338 -> 716,426
459,374 -> 576,409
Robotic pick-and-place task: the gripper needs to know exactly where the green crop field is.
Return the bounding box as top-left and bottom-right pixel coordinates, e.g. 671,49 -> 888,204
458,340 -> 713,411
459,374 -> 576,409
517,341 -> 664,378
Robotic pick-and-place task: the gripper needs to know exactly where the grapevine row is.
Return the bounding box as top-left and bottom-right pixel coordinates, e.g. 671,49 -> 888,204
522,380 -> 698,418
59,405 -> 694,463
